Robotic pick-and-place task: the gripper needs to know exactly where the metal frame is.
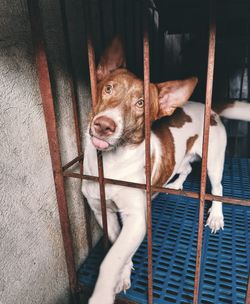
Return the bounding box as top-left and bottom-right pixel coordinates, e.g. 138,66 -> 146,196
194,1 -> 216,301
27,1 -> 79,302
28,0 -> 250,303
87,33 -> 109,250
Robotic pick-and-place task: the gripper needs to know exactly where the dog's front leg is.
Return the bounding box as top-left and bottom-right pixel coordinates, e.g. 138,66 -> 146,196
89,189 -> 146,304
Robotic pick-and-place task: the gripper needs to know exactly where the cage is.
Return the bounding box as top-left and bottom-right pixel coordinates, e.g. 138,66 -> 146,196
27,0 -> 250,303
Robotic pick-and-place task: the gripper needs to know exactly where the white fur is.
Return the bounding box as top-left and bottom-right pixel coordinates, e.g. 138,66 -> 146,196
82,100 -> 249,303
219,101 -> 250,121
83,138 -> 147,303
167,102 -> 227,233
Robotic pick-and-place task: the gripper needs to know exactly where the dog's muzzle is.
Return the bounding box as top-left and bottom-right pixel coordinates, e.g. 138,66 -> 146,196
90,115 -> 117,150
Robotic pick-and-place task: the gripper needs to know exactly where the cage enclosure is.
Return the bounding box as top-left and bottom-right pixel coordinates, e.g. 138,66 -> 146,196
28,0 -> 250,303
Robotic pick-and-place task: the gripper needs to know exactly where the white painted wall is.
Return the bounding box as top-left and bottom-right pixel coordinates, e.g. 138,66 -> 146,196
0,1 -> 100,303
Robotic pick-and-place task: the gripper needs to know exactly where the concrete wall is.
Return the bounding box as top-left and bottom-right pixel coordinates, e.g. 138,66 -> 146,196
0,1 -> 99,303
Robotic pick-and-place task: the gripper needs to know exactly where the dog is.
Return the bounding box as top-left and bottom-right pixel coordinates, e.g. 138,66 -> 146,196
82,38 -> 250,304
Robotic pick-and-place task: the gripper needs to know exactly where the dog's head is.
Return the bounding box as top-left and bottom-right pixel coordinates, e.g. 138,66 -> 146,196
89,37 -> 198,151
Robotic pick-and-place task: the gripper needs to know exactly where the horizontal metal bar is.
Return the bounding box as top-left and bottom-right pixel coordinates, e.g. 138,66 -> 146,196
62,154 -> 84,171
63,172 -> 250,207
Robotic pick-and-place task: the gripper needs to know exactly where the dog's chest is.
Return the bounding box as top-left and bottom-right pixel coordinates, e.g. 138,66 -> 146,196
82,103 -> 207,202
82,137 -> 146,200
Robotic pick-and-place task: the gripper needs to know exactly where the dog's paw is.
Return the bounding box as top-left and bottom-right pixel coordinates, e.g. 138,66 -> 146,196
166,181 -> 183,190
115,277 -> 131,294
206,208 -> 224,233
115,261 -> 133,294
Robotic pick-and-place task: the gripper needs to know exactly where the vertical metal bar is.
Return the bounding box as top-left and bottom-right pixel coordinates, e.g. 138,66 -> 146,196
194,1 -> 216,303
27,0 -> 78,300
239,67 -> 245,101
86,33 -> 109,249
246,274 -> 250,303
143,6 -> 153,304
59,0 -> 92,251
247,3 -> 250,158
60,0 -> 83,171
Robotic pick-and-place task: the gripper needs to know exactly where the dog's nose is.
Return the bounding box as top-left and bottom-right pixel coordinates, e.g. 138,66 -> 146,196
93,116 -> 116,136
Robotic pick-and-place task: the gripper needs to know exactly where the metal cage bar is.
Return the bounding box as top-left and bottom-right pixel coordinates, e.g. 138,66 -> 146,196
59,0 -> 83,169
194,1 -> 216,303
59,0 -> 92,251
27,1 -> 79,301
143,14 -> 153,304
62,154 -> 84,172
29,0 -> 250,303
86,33 -> 109,250
63,171 -> 250,207
247,274 -> 250,303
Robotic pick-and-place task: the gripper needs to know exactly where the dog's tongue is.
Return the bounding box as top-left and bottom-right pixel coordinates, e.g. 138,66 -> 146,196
91,136 -> 109,150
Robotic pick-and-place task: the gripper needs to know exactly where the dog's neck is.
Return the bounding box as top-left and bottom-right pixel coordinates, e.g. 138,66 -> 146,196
85,122 -> 176,189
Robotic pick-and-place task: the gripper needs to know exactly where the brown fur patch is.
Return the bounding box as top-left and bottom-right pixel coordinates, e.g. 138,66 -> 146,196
93,69 -> 147,146
210,113 -> 218,126
92,68 -> 190,157
166,108 -> 192,128
152,119 -> 175,186
96,69 -> 133,113
186,134 -> 198,154
156,77 -> 198,117
96,37 -> 126,81
149,84 -> 160,121
123,113 -> 145,146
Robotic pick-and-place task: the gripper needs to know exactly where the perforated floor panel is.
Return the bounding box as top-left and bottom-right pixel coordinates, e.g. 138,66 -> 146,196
78,158 -> 250,303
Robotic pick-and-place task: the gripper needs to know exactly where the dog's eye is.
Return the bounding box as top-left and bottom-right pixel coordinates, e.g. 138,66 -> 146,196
136,98 -> 144,108
105,84 -> 113,94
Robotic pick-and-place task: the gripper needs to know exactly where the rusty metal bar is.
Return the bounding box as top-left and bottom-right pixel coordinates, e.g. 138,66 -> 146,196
246,273 -> 250,303
29,1 -> 250,303
60,0 -> 92,251
60,0 -> 83,173
194,1 -> 216,303
63,171 -> 250,207
87,31 -> 109,249
143,14 -> 153,304
62,154 -> 84,171
27,1 -> 78,301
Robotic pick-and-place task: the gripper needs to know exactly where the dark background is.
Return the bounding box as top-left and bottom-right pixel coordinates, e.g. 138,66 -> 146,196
63,0 -> 250,157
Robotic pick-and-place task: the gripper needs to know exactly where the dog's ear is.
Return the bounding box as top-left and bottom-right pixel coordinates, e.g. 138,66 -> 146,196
96,37 -> 126,81
156,77 -> 198,118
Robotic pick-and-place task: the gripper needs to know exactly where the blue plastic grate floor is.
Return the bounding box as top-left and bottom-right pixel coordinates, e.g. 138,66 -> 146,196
78,158 -> 250,303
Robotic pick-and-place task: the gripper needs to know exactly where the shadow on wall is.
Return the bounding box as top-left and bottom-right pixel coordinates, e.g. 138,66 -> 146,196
0,1 -> 99,304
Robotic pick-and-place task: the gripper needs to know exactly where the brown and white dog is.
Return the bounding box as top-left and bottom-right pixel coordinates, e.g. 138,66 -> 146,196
82,38 -> 250,304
